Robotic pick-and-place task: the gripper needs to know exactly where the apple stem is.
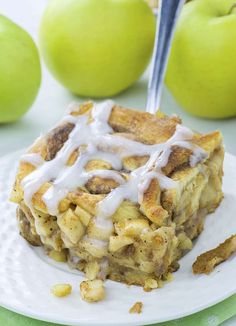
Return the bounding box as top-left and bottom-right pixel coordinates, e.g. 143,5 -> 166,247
228,3 -> 236,15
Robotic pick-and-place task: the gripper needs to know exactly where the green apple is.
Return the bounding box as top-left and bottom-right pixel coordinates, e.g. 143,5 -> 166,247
166,0 -> 236,118
0,15 -> 41,123
39,0 -> 155,97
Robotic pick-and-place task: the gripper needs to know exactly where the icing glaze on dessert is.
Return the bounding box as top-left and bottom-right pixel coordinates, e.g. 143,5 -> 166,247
21,100 -> 207,249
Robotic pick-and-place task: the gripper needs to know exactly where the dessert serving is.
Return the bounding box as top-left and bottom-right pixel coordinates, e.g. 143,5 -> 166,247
10,100 -> 224,290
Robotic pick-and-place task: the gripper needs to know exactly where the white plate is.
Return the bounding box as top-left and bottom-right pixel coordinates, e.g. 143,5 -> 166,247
0,150 -> 236,326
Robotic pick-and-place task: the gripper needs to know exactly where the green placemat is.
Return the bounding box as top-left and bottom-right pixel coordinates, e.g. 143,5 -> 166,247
1,295 -> 236,326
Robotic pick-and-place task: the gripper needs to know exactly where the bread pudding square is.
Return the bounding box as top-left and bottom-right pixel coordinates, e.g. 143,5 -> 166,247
10,100 -> 224,287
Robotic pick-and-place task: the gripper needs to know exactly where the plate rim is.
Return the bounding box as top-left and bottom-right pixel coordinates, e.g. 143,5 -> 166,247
0,149 -> 236,326
1,289 -> 236,326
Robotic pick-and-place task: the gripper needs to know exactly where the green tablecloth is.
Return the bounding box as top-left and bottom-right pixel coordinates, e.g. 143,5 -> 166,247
1,294 -> 236,326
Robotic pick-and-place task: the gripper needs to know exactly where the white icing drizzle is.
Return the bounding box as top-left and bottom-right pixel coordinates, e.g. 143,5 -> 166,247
61,114 -> 80,124
21,101 -> 115,211
98,258 -> 109,280
83,236 -> 108,249
65,102 -> 80,114
20,153 -> 44,167
21,100 -> 207,251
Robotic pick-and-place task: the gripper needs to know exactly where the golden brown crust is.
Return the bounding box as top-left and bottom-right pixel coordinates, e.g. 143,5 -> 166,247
140,179 -> 169,226
85,176 -> 121,194
193,131 -> 222,153
109,106 -> 180,145
162,146 -> 192,176
192,235 -> 236,274
46,123 -> 74,161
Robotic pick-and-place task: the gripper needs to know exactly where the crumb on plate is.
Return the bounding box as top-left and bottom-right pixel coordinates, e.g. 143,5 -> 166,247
80,279 -> 105,303
51,283 -> 72,297
129,301 -> 143,314
192,234 -> 236,274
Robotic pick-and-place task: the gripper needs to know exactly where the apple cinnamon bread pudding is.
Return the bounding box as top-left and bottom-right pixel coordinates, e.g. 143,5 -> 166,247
10,101 -> 224,288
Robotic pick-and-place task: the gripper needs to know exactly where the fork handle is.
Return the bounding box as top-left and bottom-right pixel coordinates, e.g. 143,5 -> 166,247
146,0 -> 185,115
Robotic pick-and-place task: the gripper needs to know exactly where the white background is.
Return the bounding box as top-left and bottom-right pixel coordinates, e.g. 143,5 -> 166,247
0,0 -> 235,325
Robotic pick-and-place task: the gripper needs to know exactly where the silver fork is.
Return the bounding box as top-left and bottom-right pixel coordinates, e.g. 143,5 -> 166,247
146,0 -> 185,114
